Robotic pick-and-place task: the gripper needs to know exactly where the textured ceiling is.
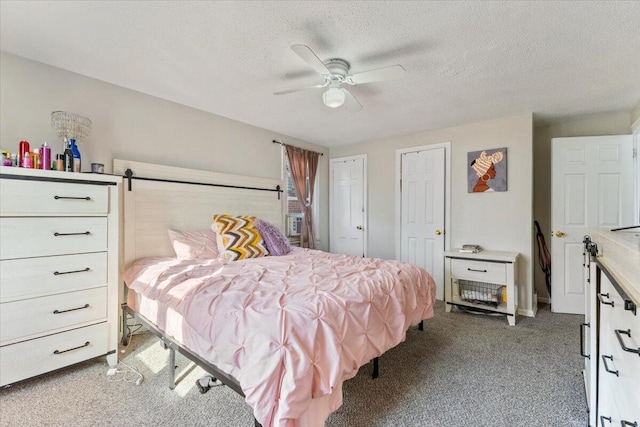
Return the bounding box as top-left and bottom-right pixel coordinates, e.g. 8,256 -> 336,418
1,1 -> 639,147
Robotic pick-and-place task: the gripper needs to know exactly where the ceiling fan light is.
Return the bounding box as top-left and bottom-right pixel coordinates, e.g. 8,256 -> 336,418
323,87 -> 345,108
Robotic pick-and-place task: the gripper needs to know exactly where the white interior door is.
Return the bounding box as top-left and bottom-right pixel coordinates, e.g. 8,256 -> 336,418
330,155 -> 366,256
551,135 -> 634,314
400,147 -> 446,299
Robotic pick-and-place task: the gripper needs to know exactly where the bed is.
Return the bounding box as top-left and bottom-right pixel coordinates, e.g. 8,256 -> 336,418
114,160 -> 436,427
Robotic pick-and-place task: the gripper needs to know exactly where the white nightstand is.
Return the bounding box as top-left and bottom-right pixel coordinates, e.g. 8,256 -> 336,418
444,250 -> 519,326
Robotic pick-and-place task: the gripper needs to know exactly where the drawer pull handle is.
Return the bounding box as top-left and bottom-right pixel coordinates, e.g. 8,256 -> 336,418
53,267 -> 91,276
54,195 -> 92,201
580,323 -> 590,359
601,354 -> 619,376
467,268 -> 487,273
621,421 -> 638,427
53,231 -> 91,237
615,329 -> 640,355
53,341 -> 90,355
53,304 -> 90,314
597,292 -> 614,307
599,415 -> 611,426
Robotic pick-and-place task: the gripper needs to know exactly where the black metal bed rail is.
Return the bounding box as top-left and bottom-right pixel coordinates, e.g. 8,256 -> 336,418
121,304 -> 262,425
123,168 -> 282,200
121,304 -> 244,395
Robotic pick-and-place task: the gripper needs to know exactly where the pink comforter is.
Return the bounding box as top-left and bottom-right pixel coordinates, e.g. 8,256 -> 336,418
124,248 -> 436,426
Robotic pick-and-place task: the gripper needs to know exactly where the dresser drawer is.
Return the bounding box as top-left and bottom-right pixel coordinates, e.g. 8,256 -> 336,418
0,179 -> 108,215
0,287 -> 107,343
609,340 -> 640,425
600,327 -> 640,426
451,258 -> 507,284
0,217 -> 108,260
0,322 -> 109,387
0,252 -> 108,302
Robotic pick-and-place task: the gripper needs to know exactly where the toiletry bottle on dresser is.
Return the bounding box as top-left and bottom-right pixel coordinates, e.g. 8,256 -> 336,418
55,154 -> 64,171
69,138 -> 81,172
18,140 -> 29,168
32,148 -> 40,169
1,151 -> 11,166
41,142 -> 51,170
22,151 -> 32,168
63,142 -> 74,172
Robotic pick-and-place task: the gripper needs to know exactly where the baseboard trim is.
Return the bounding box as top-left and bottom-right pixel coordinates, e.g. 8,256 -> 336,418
518,308 -> 537,317
517,293 -> 539,317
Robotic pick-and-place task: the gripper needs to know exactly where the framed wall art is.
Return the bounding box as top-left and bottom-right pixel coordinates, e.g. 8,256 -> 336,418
467,147 -> 507,193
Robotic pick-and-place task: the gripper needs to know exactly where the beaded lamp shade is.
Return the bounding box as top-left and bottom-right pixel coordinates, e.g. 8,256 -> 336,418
51,111 -> 92,141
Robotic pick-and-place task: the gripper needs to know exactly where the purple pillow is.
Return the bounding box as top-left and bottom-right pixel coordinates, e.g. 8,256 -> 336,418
254,218 -> 292,256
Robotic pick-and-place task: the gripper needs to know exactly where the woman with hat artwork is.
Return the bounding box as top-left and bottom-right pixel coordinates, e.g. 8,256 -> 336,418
468,149 -> 506,193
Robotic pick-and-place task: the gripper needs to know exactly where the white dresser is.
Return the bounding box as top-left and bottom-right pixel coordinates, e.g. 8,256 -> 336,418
584,229 -> 639,427
0,167 -> 121,386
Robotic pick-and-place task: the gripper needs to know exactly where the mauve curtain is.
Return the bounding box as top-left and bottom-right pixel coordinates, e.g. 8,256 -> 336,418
285,145 -> 320,249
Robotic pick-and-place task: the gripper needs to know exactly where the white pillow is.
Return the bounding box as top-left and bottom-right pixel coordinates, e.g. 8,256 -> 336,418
167,229 -> 221,260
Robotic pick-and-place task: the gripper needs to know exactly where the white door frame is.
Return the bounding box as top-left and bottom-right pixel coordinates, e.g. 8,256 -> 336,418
395,142 -> 451,272
330,154 -> 368,257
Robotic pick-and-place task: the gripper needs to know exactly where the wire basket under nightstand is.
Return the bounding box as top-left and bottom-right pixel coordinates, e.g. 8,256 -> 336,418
458,280 -> 505,307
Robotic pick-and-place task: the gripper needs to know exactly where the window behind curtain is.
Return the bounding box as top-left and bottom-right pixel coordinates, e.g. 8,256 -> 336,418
284,157 -> 306,215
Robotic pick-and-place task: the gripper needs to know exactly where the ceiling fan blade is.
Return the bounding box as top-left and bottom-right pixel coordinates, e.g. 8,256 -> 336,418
343,88 -> 362,111
274,82 -> 327,95
348,65 -> 405,85
291,44 -> 331,75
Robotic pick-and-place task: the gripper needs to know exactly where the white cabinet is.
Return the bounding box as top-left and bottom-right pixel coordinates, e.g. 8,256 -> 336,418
444,250 -> 519,326
0,167 -> 121,386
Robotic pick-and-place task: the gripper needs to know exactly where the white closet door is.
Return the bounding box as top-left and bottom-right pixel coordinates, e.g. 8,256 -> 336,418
551,135 -> 634,314
330,156 -> 366,257
400,147 -> 445,299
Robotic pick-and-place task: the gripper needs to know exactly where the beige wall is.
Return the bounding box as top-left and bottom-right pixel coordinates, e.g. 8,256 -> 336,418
331,114 -> 535,315
0,52 -> 330,250
632,99 -> 640,129
532,111 -> 632,300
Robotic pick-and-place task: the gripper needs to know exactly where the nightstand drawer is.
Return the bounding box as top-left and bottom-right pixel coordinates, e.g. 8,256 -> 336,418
451,258 -> 507,284
0,322 -> 109,387
0,179 -> 108,215
0,217 -> 108,260
0,287 -> 107,343
0,252 -> 108,302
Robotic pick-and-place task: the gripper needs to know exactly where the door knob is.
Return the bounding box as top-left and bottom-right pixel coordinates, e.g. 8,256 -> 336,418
356,225 -> 363,230
435,229 -> 442,235
555,231 -> 566,237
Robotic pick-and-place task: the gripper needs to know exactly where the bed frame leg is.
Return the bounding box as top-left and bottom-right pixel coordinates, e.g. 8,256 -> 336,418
372,357 -> 379,379
169,344 -> 176,390
121,304 -> 129,345
419,320 -> 424,331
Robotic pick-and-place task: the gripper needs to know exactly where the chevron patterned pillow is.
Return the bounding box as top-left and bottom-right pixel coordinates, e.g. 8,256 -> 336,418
212,214 -> 269,261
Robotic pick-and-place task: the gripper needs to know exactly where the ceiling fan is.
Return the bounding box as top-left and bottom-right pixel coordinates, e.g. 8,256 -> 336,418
274,44 -> 406,110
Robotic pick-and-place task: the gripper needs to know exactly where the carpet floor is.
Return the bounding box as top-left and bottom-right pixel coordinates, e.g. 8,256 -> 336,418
0,301 -> 588,426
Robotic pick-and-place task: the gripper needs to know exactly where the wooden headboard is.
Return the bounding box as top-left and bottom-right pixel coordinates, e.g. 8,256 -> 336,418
113,159 -> 284,269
